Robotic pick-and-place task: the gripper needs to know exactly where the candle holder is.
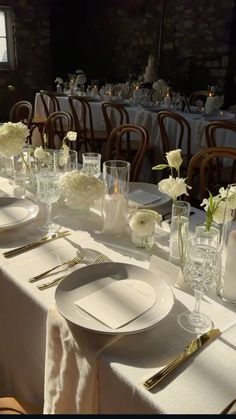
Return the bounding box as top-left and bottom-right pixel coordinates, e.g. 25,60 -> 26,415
102,160 -> 130,235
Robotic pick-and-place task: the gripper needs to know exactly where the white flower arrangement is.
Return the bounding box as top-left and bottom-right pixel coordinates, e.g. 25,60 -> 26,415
33,131 -> 77,168
129,209 -> 162,237
153,149 -> 191,201
0,122 -> 29,157
59,170 -> 105,209
54,77 -> 64,84
200,185 -> 236,231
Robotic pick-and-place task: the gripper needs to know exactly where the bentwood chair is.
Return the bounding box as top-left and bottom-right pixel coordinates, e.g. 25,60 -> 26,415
9,100 -> 33,144
157,110 -> 192,172
39,90 -> 61,117
43,111 -> 73,149
186,147 -> 236,205
0,397 -> 41,414
105,123 -> 149,182
205,120 -> 236,147
68,95 -> 107,154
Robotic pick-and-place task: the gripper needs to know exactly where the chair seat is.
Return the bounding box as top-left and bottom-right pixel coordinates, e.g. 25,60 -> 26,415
0,397 -> 42,414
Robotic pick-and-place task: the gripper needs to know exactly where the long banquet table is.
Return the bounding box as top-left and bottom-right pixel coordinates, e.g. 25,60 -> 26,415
0,176 -> 236,414
34,93 -> 236,161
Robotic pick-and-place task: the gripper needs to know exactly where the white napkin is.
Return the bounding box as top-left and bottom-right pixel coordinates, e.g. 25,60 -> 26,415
44,306 -> 120,414
128,189 -> 161,205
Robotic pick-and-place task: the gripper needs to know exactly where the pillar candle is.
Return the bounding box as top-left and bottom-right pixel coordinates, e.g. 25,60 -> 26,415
103,194 -> 128,235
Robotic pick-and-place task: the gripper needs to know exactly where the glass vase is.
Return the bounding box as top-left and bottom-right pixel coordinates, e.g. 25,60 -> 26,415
216,183 -> 236,303
169,200 -> 190,267
131,231 -> 155,249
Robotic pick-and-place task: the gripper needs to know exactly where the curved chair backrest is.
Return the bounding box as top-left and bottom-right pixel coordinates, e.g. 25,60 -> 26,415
205,120 -> 236,147
101,101 -> 129,138
157,110 -> 192,166
187,146 -> 236,201
9,100 -> 33,127
68,95 -> 95,152
39,90 -> 60,118
188,90 -> 208,106
43,111 -> 73,149
106,123 -> 149,182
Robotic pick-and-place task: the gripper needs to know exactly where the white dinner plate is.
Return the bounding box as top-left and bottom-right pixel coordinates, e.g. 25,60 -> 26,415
129,182 -> 171,208
0,197 -> 39,230
55,262 -> 174,335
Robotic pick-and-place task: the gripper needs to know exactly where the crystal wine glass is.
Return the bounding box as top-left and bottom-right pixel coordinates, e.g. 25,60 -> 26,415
178,237 -> 219,334
37,172 -> 61,235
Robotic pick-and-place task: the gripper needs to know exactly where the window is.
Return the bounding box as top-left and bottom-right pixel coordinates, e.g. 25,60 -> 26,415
0,6 -> 15,70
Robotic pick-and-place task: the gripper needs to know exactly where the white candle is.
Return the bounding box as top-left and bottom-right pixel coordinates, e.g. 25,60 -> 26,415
164,94 -> 171,107
222,230 -> 236,300
103,194 -> 128,234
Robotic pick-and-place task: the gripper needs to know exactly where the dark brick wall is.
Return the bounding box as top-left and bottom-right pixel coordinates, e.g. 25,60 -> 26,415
0,0 -> 235,120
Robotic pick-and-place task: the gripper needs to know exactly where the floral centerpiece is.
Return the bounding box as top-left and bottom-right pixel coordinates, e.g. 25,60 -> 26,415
200,185 -> 236,232
129,209 -> 162,248
0,122 -> 29,158
59,170 -> 105,210
152,149 -> 191,266
33,130 -> 77,170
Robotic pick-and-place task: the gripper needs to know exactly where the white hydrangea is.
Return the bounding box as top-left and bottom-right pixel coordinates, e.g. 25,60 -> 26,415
34,146 -> 51,163
0,122 -> 29,157
59,170 -> 105,209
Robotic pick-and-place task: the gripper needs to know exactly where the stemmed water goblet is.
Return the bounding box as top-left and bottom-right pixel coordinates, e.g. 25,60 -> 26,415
36,171 -> 61,235
178,236 -> 219,334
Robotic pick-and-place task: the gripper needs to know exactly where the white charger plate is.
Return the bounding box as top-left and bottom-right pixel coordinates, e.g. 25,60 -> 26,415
129,182 -> 171,208
55,262 -> 174,335
0,197 -> 39,230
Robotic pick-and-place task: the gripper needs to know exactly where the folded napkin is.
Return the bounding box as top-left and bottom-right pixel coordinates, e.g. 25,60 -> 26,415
44,305 -> 120,414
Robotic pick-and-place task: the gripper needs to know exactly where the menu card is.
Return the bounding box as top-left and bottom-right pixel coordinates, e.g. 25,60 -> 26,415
74,279 -> 156,329
129,189 -> 161,206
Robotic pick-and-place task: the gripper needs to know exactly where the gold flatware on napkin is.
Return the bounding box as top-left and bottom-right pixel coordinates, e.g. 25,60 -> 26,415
37,253 -> 112,290
29,249 -> 88,283
3,230 -> 71,258
143,328 -> 221,391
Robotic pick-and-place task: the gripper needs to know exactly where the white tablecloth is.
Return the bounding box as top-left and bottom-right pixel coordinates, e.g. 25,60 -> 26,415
0,176 -> 236,413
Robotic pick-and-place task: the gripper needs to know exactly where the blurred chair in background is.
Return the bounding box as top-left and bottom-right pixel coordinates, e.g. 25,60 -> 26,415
43,111 -> 73,149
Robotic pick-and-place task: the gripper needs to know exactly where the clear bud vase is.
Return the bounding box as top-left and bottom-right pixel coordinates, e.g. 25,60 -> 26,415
217,183 -> 236,303
169,200 -> 190,267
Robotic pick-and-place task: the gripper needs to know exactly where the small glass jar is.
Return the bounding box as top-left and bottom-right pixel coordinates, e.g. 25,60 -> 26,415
131,230 -> 155,249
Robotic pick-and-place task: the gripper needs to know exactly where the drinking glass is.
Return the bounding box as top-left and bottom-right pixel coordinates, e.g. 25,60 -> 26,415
81,152 -> 101,178
37,172 -> 61,234
53,149 -> 78,173
178,237 -> 219,334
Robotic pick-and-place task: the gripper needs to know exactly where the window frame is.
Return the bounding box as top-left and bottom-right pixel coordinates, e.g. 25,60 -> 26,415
0,6 -> 15,70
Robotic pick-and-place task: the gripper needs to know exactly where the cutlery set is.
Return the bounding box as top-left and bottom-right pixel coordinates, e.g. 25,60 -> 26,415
143,328 -> 220,390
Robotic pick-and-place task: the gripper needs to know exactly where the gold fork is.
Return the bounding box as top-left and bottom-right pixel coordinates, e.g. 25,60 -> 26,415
38,254 -> 112,290
28,249 -> 88,283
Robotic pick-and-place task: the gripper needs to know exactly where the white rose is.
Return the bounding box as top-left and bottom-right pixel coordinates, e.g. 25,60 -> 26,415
66,131 -> 77,142
166,149 -> 183,172
158,176 -> 190,200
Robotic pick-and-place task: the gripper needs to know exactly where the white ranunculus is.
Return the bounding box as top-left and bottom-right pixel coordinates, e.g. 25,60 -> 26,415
66,131 -> 77,142
158,176 -> 190,200
59,170 -> 105,209
166,149 -> 182,172
0,121 -> 29,157
129,209 -> 161,237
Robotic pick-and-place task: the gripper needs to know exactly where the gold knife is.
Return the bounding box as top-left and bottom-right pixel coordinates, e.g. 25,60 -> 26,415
143,328 -> 221,391
3,230 -> 71,257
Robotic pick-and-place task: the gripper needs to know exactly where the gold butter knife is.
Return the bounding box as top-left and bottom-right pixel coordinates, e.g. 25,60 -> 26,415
143,328 -> 221,391
3,230 -> 71,257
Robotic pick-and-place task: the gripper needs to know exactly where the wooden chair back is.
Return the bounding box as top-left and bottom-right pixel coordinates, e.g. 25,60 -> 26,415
9,100 -> 33,127
205,120 -> 236,147
39,90 -> 60,118
43,111 -> 73,149
106,123 -> 149,181
157,110 -> 192,167
187,147 -> 236,202
101,101 -> 129,138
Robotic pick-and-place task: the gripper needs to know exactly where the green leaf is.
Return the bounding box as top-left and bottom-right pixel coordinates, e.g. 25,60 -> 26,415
152,164 -> 169,171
